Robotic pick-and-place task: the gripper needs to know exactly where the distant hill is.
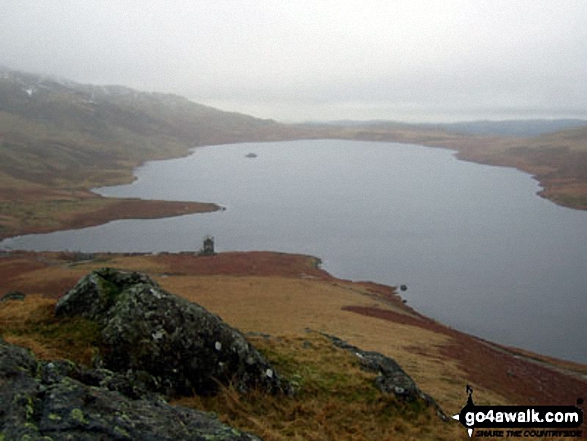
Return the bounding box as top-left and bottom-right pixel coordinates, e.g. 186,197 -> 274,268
0,67 -> 298,190
423,119 -> 587,137
317,118 -> 587,137
4,66 -> 584,192
0,67 -> 306,239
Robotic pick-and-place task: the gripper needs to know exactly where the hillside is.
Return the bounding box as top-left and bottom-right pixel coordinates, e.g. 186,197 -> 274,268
0,68 -> 300,186
0,68 -> 304,239
1,251 -> 586,439
321,118 -> 587,137
422,119 -> 587,137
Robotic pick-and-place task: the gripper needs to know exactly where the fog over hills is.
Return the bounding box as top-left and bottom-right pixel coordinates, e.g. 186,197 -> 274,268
410,119 -> 587,137
311,118 -> 587,137
2,2 -> 586,122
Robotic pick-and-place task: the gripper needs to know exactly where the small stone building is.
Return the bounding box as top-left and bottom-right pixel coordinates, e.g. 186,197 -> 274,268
201,235 -> 215,255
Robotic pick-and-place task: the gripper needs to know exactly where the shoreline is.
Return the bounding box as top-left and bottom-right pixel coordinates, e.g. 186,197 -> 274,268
1,133 -> 585,241
424,138 -> 587,211
0,190 -> 221,241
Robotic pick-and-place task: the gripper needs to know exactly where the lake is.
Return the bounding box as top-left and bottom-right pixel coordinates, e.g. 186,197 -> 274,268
3,140 -> 587,363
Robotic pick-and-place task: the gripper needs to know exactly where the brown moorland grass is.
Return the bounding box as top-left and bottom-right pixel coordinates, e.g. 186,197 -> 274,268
2,251 -> 585,439
0,300 -> 466,440
174,333 -> 468,441
160,274 -> 490,412
0,295 -> 100,365
2,251 -> 585,413
0,253 -> 472,440
342,306 -> 587,406
0,190 -> 220,240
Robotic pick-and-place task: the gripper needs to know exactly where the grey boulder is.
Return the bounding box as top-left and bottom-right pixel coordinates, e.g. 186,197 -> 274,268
0,339 -> 261,441
55,268 -> 288,397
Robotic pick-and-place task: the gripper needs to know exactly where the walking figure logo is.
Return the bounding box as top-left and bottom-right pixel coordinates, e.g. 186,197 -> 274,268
452,384 -> 476,437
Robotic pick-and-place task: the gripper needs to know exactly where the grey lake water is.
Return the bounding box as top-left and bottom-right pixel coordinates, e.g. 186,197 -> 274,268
3,140 -> 587,363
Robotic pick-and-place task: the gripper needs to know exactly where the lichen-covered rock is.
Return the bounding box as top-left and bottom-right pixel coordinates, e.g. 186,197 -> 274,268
0,340 -> 261,441
0,335 -> 37,378
56,268 -> 288,397
324,332 -> 449,421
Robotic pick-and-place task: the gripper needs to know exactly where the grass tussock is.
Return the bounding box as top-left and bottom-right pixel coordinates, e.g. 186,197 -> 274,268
0,295 -> 100,365
174,334 -> 466,441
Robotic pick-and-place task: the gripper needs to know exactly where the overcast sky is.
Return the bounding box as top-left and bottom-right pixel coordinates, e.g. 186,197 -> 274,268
1,1 -> 586,122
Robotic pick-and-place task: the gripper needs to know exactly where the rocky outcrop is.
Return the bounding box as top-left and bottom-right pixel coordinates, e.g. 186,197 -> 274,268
322,332 -> 449,421
1,268 -> 290,439
55,268 -> 288,397
0,338 -> 261,440
0,291 -> 25,302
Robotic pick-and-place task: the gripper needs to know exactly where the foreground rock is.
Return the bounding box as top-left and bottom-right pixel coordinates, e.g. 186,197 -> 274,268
0,338 -> 261,441
56,268 -> 288,397
323,332 -> 449,421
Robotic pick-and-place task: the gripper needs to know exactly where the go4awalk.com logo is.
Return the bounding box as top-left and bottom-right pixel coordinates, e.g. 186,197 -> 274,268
452,385 -> 584,438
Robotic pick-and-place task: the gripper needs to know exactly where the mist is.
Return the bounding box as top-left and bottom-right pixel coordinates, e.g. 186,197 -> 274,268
1,0 -> 586,122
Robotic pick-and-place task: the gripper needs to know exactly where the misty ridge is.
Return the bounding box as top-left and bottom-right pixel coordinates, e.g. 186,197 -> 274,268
2,2 -> 586,124
4,65 -> 586,138
327,119 -> 587,137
